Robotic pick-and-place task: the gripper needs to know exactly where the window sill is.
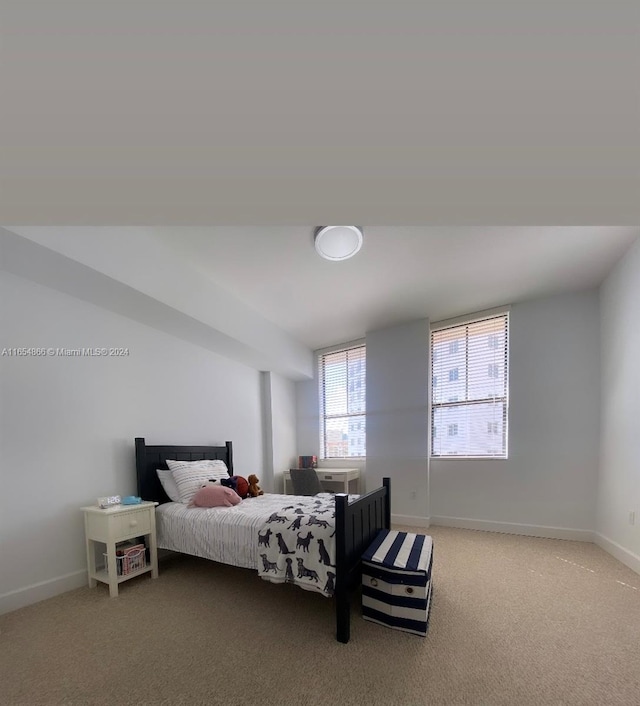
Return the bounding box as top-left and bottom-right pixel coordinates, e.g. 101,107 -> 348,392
431,456 -> 508,460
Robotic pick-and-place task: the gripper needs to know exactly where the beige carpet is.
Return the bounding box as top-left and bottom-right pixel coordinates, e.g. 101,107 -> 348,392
1,526 -> 639,706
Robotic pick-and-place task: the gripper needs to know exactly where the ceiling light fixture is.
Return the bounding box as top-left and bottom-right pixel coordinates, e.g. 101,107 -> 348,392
314,226 -> 364,261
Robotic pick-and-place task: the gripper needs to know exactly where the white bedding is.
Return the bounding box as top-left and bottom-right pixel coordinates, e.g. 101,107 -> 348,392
156,493 -> 339,571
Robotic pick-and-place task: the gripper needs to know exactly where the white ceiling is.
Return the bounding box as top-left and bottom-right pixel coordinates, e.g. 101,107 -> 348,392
152,227 -> 639,349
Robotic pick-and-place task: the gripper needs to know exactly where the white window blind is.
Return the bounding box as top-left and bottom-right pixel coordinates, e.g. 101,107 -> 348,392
319,344 -> 366,459
431,312 -> 509,458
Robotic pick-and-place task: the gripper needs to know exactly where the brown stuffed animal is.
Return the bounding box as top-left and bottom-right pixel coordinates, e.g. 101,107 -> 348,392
247,474 -> 264,497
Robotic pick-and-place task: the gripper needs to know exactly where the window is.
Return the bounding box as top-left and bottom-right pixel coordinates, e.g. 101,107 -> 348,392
319,344 -> 366,459
431,311 -> 509,458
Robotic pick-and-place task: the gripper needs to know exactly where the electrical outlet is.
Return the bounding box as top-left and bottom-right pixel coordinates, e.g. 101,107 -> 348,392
410,490 -> 417,499
629,511 -> 636,526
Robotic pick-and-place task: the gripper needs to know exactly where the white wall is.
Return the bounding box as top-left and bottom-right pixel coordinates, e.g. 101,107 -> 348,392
268,372 -> 298,493
259,370 -> 297,493
295,374 -> 319,463
596,238 -> 640,572
431,292 -> 600,539
2,229 -> 314,380
366,320 -> 430,526
295,323 -> 430,521
0,271 -> 292,612
296,291 -> 601,539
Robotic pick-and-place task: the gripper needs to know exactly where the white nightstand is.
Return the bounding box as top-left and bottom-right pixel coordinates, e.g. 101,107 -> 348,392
81,502 -> 159,597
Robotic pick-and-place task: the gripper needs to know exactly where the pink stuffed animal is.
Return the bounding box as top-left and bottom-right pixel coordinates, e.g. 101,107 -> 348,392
189,484 -> 242,508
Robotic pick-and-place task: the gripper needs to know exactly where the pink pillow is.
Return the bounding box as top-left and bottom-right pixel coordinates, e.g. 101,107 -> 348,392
188,484 -> 242,508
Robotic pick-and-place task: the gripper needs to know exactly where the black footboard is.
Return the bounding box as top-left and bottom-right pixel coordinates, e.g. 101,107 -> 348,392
334,477 -> 391,643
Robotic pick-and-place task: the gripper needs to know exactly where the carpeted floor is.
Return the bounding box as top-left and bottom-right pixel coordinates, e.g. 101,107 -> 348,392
1,525 -> 639,706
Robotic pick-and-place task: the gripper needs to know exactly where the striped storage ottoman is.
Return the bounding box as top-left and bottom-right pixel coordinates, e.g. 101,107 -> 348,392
362,529 -> 433,637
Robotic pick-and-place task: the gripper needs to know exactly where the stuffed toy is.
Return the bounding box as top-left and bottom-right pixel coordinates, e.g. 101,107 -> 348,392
235,476 -> 250,499
189,483 -> 242,508
219,476 -> 238,493
247,474 -> 264,497
220,475 -> 249,499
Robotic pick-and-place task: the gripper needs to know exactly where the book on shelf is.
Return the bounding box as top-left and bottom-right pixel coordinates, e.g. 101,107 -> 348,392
297,455 -> 318,469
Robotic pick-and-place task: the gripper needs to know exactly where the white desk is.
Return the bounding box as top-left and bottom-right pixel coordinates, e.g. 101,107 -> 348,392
283,468 -> 360,495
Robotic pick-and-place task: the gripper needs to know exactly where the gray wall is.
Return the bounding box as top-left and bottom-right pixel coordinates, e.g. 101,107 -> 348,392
597,238 -> 640,572
0,271 -> 296,612
261,370 -> 298,494
366,321 -> 430,525
431,292 -> 600,539
296,291 -> 601,538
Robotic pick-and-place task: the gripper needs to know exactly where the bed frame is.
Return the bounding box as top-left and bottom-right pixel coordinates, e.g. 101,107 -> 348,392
134,437 -> 390,643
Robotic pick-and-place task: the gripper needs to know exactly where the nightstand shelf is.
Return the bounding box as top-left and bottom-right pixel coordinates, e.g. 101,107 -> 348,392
92,565 -> 152,585
81,501 -> 159,597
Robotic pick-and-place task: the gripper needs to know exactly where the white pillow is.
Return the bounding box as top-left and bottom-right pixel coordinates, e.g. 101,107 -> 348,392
156,469 -> 181,503
165,458 -> 228,476
166,459 -> 229,504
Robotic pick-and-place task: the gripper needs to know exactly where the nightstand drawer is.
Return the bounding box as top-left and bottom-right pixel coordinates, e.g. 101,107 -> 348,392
114,510 -> 151,540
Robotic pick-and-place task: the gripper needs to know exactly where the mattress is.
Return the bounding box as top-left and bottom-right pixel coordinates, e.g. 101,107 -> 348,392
156,493 -> 341,571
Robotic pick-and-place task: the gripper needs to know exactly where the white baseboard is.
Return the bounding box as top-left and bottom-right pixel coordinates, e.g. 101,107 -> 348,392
0,569 -> 87,616
391,514 -> 431,529
594,532 -> 640,576
430,515 -> 594,542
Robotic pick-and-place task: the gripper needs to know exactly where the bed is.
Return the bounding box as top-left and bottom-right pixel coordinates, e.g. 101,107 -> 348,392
134,438 -> 391,643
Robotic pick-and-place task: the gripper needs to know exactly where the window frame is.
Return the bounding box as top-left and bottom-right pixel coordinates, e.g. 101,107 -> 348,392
318,340 -> 366,460
430,308 -> 509,460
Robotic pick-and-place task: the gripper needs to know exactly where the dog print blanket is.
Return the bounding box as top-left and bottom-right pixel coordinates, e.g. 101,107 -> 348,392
257,494 -> 349,597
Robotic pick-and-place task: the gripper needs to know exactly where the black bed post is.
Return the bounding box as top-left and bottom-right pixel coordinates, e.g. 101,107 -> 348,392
383,477 -> 391,529
135,438 -> 146,499
225,441 -> 233,475
334,493 -> 350,644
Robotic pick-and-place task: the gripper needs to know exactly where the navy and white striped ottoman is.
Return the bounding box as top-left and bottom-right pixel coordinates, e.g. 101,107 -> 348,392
361,529 -> 433,637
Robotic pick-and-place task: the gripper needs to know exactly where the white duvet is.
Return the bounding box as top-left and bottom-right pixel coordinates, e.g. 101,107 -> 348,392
156,493 -> 339,571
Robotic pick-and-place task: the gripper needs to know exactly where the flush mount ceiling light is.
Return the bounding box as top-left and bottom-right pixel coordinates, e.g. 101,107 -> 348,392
314,226 -> 364,261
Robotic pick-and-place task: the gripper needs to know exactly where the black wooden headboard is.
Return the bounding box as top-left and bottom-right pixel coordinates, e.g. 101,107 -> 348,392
135,437 -> 234,504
